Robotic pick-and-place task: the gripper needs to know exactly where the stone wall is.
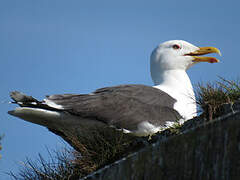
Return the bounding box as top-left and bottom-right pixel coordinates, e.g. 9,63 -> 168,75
82,110 -> 240,180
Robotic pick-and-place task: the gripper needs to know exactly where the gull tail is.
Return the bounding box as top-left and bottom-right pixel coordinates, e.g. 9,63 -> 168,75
8,91 -> 105,138
8,91 -> 63,127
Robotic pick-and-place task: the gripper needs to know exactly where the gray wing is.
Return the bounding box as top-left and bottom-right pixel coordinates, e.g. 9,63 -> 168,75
46,84 -> 182,131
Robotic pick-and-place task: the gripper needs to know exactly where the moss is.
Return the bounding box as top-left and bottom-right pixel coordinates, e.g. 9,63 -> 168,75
168,123 -> 182,134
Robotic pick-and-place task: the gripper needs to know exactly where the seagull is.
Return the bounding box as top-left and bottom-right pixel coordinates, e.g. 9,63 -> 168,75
8,40 -> 221,137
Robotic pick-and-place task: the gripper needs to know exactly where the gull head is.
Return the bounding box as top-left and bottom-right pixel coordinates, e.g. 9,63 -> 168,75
150,40 -> 221,79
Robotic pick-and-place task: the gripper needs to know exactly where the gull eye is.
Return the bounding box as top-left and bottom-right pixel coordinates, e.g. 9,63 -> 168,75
172,44 -> 181,50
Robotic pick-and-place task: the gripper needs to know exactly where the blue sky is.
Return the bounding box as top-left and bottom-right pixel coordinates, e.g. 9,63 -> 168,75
1,0 -> 240,178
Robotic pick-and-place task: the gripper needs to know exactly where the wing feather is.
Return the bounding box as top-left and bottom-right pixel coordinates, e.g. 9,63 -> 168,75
46,85 -> 181,130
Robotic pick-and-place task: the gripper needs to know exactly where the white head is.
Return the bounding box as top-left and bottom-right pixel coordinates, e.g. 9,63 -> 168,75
150,40 -> 221,85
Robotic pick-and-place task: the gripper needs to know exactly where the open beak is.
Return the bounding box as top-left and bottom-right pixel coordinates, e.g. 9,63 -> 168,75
185,47 -> 221,63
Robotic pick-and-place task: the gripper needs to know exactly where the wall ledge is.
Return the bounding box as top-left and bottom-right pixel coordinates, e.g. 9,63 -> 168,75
82,103 -> 240,180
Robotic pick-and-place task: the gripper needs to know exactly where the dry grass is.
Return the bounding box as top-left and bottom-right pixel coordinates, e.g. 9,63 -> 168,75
9,127 -> 144,180
64,127 -> 142,176
9,148 -> 78,180
196,77 -> 240,120
9,77 -> 240,179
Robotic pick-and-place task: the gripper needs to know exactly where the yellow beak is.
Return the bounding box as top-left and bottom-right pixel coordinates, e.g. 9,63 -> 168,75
185,47 -> 221,63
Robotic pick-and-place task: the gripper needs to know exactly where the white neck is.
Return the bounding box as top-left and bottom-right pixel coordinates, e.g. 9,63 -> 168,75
153,70 -> 197,120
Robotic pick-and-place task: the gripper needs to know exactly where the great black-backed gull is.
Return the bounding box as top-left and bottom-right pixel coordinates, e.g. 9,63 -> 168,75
8,40 -> 221,136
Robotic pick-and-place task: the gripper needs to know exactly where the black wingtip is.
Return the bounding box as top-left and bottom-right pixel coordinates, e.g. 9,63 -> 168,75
9,91 -> 38,103
10,91 -> 23,102
10,91 -> 26,102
